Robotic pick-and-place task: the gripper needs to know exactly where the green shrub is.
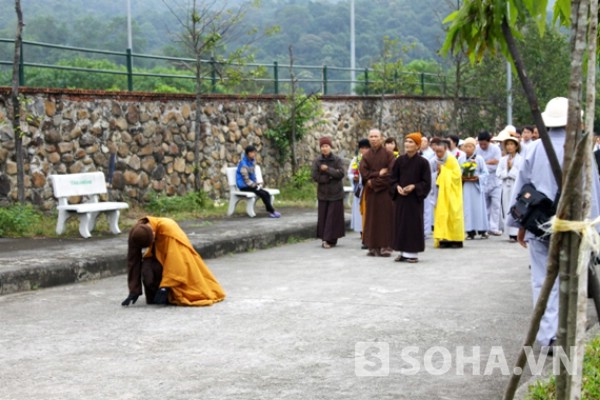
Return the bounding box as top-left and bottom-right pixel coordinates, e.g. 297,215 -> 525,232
0,204 -> 44,237
290,166 -> 312,189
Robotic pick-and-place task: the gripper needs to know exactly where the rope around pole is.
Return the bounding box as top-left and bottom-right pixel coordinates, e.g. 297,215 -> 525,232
542,215 -> 600,276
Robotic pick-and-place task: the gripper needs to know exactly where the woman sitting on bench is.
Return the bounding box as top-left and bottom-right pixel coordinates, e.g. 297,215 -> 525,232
236,145 -> 281,218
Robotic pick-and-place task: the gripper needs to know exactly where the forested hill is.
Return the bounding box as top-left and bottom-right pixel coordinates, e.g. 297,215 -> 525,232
0,0 -> 454,68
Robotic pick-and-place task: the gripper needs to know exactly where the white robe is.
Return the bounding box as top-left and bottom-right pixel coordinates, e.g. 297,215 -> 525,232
508,127 -> 600,346
347,156 -> 363,232
458,154 -> 489,232
496,152 -> 523,237
476,143 -> 503,232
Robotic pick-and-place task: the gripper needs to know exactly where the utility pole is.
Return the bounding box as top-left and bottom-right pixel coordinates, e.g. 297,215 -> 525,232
127,0 -> 133,52
506,1 -> 513,125
350,0 -> 356,94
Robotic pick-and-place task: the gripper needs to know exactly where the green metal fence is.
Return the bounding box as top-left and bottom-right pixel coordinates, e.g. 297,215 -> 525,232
0,38 -> 449,96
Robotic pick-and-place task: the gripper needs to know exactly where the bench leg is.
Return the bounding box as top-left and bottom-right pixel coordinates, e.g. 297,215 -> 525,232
106,210 -> 122,235
88,211 -> 101,233
227,195 -> 240,216
56,210 -> 69,235
78,213 -> 93,239
246,197 -> 257,218
345,192 -> 351,207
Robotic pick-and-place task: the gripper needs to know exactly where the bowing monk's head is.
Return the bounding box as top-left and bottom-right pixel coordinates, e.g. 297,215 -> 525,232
130,223 -> 154,248
368,129 -> 383,149
430,137 -> 449,159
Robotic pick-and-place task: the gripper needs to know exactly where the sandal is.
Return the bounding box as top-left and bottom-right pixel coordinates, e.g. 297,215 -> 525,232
322,241 -> 331,249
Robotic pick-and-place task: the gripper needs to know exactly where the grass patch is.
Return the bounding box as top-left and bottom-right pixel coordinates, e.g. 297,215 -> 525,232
526,334 -> 600,399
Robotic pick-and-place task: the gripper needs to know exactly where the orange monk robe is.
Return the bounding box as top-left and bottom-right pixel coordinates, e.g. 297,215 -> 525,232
433,155 -> 465,247
144,216 -> 226,306
360,188 -> 368,233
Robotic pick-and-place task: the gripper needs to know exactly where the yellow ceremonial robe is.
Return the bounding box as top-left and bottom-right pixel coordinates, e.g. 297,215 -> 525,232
144,216 -> 226,306
433,155 -> 465,247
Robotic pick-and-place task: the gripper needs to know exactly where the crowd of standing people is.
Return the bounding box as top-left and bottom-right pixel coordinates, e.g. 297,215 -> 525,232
319,122 -> 537,262
313,96 -> 600,352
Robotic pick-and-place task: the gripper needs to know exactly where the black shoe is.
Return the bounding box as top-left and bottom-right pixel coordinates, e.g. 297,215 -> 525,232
153,287 -> 169,305
396,256 -> 418,263
546,338 -> 557,357
361,243 -> 368,250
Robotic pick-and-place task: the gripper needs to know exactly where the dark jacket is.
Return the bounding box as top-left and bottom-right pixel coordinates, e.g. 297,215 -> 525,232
312,152 -> 345,201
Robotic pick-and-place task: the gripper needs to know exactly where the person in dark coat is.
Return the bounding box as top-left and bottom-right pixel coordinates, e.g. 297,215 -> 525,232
390,132 -> 432,263
312,136 -> 346,248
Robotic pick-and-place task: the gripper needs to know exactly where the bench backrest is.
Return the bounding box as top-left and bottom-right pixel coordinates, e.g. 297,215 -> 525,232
226,167 -> 238,189
49,172 -> 108,198
227,165 -> 265,190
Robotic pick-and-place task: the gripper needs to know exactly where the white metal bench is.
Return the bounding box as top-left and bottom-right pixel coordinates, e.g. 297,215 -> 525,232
226,166 -> 280,217
316,186 -> 354,207
344,186 -> 353,206
49,172 -> 129,238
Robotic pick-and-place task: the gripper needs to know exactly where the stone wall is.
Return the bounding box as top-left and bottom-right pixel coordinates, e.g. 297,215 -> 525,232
0,88 -> 455,208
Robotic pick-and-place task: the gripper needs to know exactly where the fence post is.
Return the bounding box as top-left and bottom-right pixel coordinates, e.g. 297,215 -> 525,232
322,65 -> 328,95
420,73 -> 425,95
364,68 -> 369,96
273,61 -> 279,94
442,76 -> 447,96
18,41 -> 25,86
394,70 -> 398,95
210,57 -> 217,93
126,48 -> 133,91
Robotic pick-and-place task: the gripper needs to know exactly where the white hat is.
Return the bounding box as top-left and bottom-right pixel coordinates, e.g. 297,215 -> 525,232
493,125 -> 516,142
542,97 -> 568,127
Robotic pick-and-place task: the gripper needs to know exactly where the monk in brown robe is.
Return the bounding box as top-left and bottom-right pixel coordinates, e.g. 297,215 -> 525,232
359,129 -> 396,257
122,216 -> 226,306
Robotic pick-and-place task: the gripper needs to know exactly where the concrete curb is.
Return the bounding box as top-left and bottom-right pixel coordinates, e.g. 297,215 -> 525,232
0,210 -> 334,296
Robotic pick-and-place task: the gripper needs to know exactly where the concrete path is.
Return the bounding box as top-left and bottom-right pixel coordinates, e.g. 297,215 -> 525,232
0,231 -> 541,400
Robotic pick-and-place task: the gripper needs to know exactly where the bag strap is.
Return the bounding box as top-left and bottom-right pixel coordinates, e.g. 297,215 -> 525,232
538,128 -> 562,188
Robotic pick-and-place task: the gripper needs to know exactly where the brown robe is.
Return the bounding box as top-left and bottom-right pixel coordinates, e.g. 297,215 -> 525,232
359,145 -> 396,249
390,153 -> 431,252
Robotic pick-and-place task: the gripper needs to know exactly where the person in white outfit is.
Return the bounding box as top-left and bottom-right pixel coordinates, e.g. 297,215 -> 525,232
496,135 -> 523,242
347,139 -> 370,248
476,130 -> 503,236
507,97 -> 600,349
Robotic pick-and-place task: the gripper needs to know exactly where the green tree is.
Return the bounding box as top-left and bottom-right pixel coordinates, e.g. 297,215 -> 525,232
10,0 -> 24,203
266,46 -> 323,174
164,0 -> 272,192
